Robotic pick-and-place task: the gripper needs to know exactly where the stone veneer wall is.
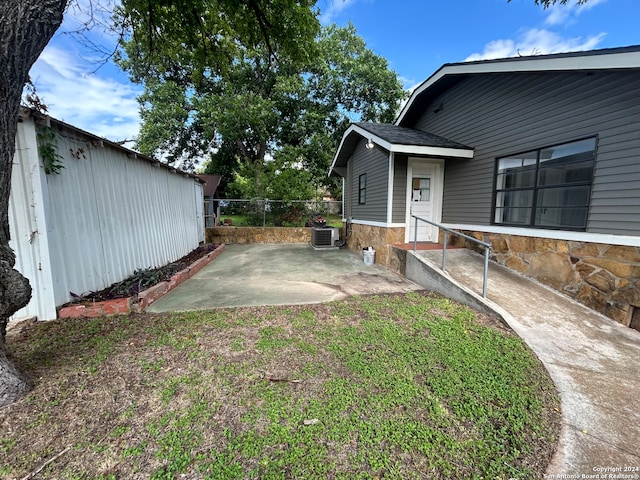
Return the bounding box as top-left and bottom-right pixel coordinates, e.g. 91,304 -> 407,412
449,230 -> 640,330
346,224 -> 405,266
206,226 -> 311,245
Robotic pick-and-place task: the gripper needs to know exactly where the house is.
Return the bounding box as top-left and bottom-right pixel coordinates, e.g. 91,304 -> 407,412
10,108 -> 205,321
330,45 -> 640,328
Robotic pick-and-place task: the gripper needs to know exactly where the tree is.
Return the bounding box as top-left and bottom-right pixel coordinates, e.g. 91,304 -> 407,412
115,0 -> 322,198
124,18 -> 406,199
0,0 -> 322,407
510,0 -> 589,6
227,147 -> 316,201
0,0 -> 68,407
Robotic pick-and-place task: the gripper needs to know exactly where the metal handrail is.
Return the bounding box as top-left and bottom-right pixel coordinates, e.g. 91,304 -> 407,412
411,215 -> 491,298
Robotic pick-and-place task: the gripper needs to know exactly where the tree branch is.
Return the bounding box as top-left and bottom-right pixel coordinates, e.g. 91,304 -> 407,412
19,446 -> 71,480
246,0 -> 276,62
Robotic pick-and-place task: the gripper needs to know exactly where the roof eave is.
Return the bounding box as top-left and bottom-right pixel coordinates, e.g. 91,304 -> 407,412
19,106 -> 203,182
329,124 -> 359,176
353,124 -> 473,158
390,144 -> 474,158
396,47 -> 640,125
329,124 -> 474,178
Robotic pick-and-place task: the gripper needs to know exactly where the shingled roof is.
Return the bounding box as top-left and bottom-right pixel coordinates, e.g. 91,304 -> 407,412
354,122 -> 471,150
329,122 -> 473,176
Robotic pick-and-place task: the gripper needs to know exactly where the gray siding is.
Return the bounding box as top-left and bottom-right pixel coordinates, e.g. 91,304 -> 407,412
409,70 -> 640,235
350,138 -> 388,222
392,155 -> 408,223
345,159 -> 353,220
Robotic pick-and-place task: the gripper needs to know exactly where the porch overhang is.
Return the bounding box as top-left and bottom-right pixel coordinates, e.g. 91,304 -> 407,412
329,123 -> 473,177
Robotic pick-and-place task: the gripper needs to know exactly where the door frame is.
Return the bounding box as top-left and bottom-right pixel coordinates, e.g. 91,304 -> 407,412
404,158 -> 445,243
194,182 -> 205,243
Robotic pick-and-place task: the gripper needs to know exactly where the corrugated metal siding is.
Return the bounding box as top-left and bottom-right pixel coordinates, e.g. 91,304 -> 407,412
392,155 -> 407,223
10,116 -> 201,319
409,71 -> 640,235
350,139 -> 388,222
45,124 -> 200,305
9,120 -> 57,320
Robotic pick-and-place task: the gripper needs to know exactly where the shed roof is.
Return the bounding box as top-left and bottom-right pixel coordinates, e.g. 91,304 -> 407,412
197,174 -> 222,197
19,107 -> 203,182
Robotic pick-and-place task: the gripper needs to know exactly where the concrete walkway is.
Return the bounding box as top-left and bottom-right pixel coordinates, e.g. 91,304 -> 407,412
409,248 -> 640,477
147,243 -> 421,311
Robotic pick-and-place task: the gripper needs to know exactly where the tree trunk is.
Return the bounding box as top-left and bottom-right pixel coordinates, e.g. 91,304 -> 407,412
0,342 -> 32,405
0,0 -> 67,407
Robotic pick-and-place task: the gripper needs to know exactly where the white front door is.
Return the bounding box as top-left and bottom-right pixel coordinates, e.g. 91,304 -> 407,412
406,161 -> 443,243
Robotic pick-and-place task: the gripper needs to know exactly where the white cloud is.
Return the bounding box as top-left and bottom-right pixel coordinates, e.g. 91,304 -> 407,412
465,39 -> 516,62
28,45 -> 142,142
61,0 -> 121,43
576,0 -> 607,12
399,76 -> 420,93
320,0 -> 358,24
465,28 -> 606,62
544,0 -> 607,26
544,5 -> 572,26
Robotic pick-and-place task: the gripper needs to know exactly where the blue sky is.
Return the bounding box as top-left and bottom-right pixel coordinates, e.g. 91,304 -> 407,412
28,0 -> 639,144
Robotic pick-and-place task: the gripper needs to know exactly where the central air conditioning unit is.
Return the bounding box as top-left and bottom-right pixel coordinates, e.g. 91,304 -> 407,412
311,227 -> 340,250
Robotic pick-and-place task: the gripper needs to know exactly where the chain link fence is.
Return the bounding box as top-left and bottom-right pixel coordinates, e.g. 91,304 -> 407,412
204,199 -> 343,227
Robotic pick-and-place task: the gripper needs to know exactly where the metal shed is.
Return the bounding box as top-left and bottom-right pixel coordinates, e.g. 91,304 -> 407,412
9,109 -> 204,321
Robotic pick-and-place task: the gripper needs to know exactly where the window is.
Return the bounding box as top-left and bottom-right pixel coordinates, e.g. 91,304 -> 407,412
493,137 -> 596,230
412,178 -> 431,202
358,174 -> 367,204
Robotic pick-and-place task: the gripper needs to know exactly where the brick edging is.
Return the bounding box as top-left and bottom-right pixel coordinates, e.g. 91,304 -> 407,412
58,244 -> 226,319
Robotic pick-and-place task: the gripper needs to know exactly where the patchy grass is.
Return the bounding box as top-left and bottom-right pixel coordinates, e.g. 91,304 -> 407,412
1,292 -> 560,479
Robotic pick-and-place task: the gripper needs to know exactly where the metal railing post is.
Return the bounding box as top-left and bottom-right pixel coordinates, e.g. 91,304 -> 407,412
410,214 -> 491,299
483,246 -> 489,298
442,230 -> 447,272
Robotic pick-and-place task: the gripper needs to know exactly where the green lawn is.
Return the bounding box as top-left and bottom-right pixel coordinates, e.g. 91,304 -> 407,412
1,292 -> 560,479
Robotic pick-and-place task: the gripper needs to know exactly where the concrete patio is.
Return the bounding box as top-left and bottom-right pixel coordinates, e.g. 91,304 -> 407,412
147,243 -> 421,311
